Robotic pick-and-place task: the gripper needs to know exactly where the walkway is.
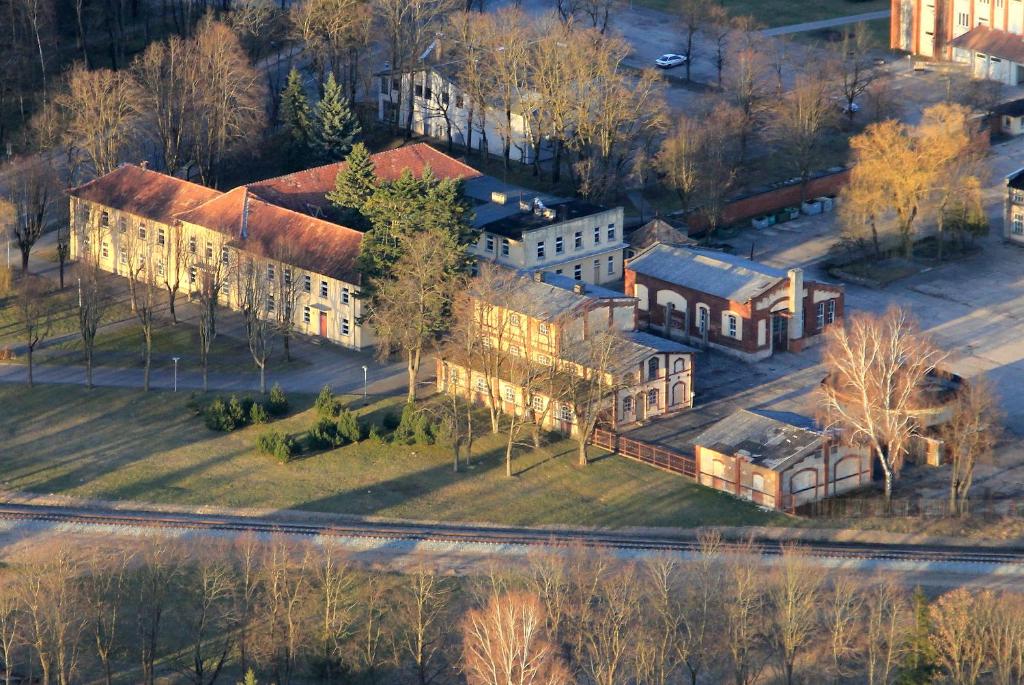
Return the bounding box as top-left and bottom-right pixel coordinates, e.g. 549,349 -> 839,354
760,10 -> 891,37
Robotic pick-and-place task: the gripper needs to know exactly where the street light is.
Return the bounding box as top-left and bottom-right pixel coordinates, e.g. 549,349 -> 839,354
172,357 -> 180,393
362,365 -> 368,405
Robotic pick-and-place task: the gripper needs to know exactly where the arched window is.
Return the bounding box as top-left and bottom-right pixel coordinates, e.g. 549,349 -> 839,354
673,358 -> 684,373
648,356 -> 660,381
623,396 -> 634,413
647,389 -> 659,409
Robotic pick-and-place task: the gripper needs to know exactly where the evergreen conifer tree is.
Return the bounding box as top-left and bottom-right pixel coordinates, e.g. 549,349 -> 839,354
326,142 -> 377,229
279,68 -> 313,158
313,73 -> 362,163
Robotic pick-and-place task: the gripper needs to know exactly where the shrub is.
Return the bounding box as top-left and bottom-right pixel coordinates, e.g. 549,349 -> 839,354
228,395 -> 248,426
413,412 -> 435,446
336,409 -> 361,444
267,383 -> 289,416
307,418 -> 342,450
204,397 -> 246,432
392,403 -> 435,445
314,384 -> 341,418
250,402 -> 270,424
382,410 -> 400,431
367,424 -> 384,443
258,430 -> 297,463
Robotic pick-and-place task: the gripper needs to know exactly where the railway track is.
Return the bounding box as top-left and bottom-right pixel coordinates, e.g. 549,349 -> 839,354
0,502 -> 1021,568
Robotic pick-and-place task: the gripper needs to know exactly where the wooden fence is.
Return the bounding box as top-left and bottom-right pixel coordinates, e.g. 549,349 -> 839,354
590,428 -> 696,479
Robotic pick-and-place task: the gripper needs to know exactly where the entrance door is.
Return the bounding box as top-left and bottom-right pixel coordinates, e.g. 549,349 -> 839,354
771,314 -> 788,352
634,393 -> 646,421
671,382 -> 686,407
319,311 -> 328,337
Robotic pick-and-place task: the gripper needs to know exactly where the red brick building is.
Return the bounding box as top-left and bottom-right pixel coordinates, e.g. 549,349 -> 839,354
624,243 -> 844,361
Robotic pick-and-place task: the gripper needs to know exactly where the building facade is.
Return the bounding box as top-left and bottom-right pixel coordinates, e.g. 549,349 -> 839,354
1006,167 -> 1024,243
625,243 -> 844,362
694,409 -> 872,511
436,272 -> 696,437
469,197 -> 627,286
893,0 -> 1024,84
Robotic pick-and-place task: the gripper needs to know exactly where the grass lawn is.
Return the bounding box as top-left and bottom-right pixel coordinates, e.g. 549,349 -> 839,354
0,383 -> 783,529
635,0 -> 889,26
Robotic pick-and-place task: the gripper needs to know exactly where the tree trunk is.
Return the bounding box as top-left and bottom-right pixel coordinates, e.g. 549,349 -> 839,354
86,347 -> 94,388
875,446 -> 893,502
20,248 -> 29,271
406,348 -> 420,403
58,258 -> 65,289
505,429 -> 514,478
202,358 -> 209,392
685,29 -> 694,81
577,438 -> 588,466
143,327 -> 152,391
167,289 -> 178,323
259,363 -> 266,394
26,346 -> 33,387
283,333 -> 291,362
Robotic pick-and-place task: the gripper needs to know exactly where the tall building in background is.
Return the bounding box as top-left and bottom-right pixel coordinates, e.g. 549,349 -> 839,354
892,0 -> 1024,84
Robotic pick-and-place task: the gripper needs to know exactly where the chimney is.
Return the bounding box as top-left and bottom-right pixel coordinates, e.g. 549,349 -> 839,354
533,271 -> 545,283
435,32 -> 444,61
573,283 -> 586,295
240,188 -> 250,240
139,160 -> 149,170
787,267 -> 804,341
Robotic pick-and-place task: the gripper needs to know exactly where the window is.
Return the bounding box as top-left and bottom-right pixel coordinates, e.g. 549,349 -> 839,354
1014,213 -> 1024,234
485,234 -> 494,252
1013,190 -> 1024,204
501,238 -> 510,256
536,241 -> 545,259
607,224 -> 616,241
826,299 -> 836,325
538,322 -> 549,335
414,83 -> 423,97
536,353 -> 550,365
189,266 -> 197,284
206,242 -> 214,260
303,306 -> 311,324
509,313 -> 521,326
555,236 -> 564,254
959,11 -> 969,26
573,264 -> 582,280
727,314 -> 738,338
119,247 -> 127,264
574,231 -> 583,250
441,91 -> 449,105
698,306 -> 709,333
504,386 -> 515,402
816,302 -> 826,329
341,287 -> 350,304
320,280 -> 329,298
607,255 -> 614,275
138,224 -> 147,240
647,389 -> 659,409
284,268 -> 292,286
593,227 -> 601,244
267,264 -> 275,282
532,395 -> 544,413
379,76 -> 388,94
509,345 -> 521,356
101,243 -> 109,259
555,269 -> 562,275
648,356 -> 660,381
341,317 -> 350,335
455,94 -> 464,108
221,247 -> 229,265
424,84 -> 432,100
476,377 -> 487,393
303,274 -> 312,293
188,236 -> 197,254
559,405 -> 573,422
816,300 -> 836,328
623,396 -> 633,413
449,368 -> 460,386
100,212 -> 110,227
157,228 -> 165,246
391,77 -> 400,91
266,293 -> 275,313
117,218 -> 126,234
156,258 -> 164,277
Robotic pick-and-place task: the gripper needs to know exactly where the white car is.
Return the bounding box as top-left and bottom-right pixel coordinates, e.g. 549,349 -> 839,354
655,54 -> 687,69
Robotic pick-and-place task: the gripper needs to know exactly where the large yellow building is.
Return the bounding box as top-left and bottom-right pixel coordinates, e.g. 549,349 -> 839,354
68,144 -> 482,349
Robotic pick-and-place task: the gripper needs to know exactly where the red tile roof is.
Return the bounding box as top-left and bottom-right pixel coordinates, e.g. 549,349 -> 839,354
247,143 -> 483,216
67,164 -> 223,225
176,188 -> 364,283
951,25 -> 1024,64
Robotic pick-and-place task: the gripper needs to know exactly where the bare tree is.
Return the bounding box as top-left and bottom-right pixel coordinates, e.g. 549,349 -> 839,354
638,555 -> 683,685
833,24 -> 878,123
133,36 -> 196,175
160,221 -> 190,324
678,530 -> 723,685
929,588 -> 987,685
237,256 -> 276,394
722,537 -> 767,685
942,376 -> 999,516
19,546 -> 85,685
233,534 -> 263,677
768,72 -> 836,204
356,570 -> 390,684
197,237 -> 230,392
397,567 -> 454,685
462,591 -> 569,685
978,590 -> 1024,685
655,116 -> 703,213
291,0 -> 371,102
5,156 -> 55,271
77,257 -> 112,389
134,539 -> 184,685
0,575 -> 20,685
83,548 -> 133,685
724,31 -> 771,162
260,537 -> 308,685
820,307 -> 945,500
178,548 -> 237,685
678,0 -> 711,82
57,65 -> 139,180
767,545 -> 822,685
310,541 -> 357,681
15,274 -> 52,387
823,573 -> 863,683
123,223 -> 159,391
864,577 -> 907,685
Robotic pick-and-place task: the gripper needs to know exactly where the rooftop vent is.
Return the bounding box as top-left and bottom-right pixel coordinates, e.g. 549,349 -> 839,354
542,208 -> 557,220
519,198 -> 532,212
572,283 -> 585,295
532,197 -> 547,216
533,271 -> 545,283
491,191 -> 509,205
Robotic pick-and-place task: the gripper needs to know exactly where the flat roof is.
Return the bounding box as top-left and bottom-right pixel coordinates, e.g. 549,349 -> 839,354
627,243 -> 787,303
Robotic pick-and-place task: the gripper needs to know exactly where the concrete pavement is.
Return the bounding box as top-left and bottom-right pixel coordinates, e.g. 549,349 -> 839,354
760,10 -> 892,37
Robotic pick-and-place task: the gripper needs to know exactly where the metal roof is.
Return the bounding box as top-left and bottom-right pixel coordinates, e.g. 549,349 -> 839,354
627,243 -> 787,303
694,409 -> 822,471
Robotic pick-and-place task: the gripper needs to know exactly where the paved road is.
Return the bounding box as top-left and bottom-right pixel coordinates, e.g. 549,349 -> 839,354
760,10 -> 892,37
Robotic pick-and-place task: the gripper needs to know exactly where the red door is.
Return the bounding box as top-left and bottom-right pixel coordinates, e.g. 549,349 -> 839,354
319,311 -> 328,337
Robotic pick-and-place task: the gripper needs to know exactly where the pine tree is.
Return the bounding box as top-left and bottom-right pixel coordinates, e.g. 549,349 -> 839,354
895,586 -> 939,685
279,68 -> 313,159
313,73 -> 362,163
326,142 -> 377,229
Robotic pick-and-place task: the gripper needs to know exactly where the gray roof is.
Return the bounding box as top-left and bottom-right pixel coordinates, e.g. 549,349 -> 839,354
487,272 -> 633,321
694,409 -> 822,471
628,218 -> 693,250
561,330 -> 696,376
627,243 -> 788,303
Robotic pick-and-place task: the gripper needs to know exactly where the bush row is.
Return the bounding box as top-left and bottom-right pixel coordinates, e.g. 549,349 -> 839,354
193,384 -> 289,432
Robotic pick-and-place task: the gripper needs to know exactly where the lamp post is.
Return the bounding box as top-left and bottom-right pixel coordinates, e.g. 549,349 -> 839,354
172,357 -> 180,393
362,365 -> 368,405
